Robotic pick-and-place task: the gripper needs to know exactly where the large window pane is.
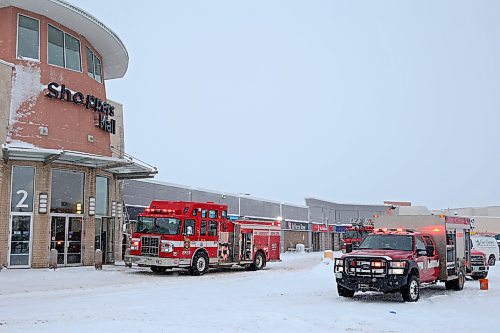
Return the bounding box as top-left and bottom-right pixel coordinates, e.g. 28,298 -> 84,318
65,34 -> 81,71
48,25 -> 64,67
86,47 -> 95,78
17,15 -> 39,60
51,170 -> 84,214
94,57 -> 102,83
96,176 -> 109,216
11,166 -> 35,213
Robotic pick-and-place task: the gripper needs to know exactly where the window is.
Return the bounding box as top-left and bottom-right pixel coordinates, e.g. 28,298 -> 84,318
416,236 -> 426,252
209,210 -> 217,219
50,170 -> 84,214
200,220 -> 207,236
183,219 -> 196,236
192,209 -> 198,216
86,47 -> 102,82
17,15 -> 39,60
48,25 -> 81,71
153,218 -> 181,235
95,176 -> 109,216
183,207 -> 189,214
208,220 -> 217,236
358,234 -> 413,251
11,166 -> 35,213
222,210 -> 227,219
201,210 -> 207,218
423,236 -> 435,255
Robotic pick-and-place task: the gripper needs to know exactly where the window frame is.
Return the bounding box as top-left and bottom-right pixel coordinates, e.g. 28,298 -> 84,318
16,13 -> 40,61
47,23 -> 82,73
86,46 -> 103,83
208,220 -> 217,237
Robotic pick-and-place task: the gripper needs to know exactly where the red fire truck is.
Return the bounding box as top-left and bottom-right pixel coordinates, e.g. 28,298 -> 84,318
334,215 -> 471,302
342,218 -> 375,252
124,201 -> 281,275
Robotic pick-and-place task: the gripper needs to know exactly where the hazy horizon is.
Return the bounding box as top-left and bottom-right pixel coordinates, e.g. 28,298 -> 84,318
70,0 -> 500,210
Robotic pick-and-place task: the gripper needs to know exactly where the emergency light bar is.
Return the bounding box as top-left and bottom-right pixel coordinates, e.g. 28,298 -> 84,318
376,228 -> 415,233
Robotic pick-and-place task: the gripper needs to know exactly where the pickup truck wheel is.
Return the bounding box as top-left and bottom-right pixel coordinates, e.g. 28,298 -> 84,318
337,284 -> 355,298
191,252 -> 209,276
401,275 -> 420,302
488,255 -> 496,266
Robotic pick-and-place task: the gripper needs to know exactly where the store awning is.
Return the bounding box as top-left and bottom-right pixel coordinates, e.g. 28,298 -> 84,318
2,144 -> 157,179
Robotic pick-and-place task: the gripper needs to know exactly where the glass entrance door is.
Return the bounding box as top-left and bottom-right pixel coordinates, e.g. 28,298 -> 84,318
9,215 -> 33,267
50,215 -> 83,266
95,217 -> 115,264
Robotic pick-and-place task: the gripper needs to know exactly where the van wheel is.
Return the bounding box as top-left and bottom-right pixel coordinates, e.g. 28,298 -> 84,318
191,252 -> 209,276
401,275 -> 420,302
337,284 -> 355,298
488,255 -> 496,266
472,272 -> 488,280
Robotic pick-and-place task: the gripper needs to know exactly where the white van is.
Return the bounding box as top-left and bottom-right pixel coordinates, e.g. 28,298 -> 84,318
471,235 -> 499,266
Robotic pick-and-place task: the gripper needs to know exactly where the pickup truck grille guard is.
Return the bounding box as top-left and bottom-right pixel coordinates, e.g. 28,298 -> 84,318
345,257 -> 388,277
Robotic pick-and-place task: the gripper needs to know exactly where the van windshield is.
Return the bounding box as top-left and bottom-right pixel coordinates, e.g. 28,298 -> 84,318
358,234 -> 413,251
136,217 -> 181,235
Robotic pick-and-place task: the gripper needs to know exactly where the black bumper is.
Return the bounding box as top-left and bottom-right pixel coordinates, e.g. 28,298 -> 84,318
336,273 -> 409,293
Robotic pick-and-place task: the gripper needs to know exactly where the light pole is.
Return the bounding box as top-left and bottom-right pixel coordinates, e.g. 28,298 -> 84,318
238,193 -> 250,217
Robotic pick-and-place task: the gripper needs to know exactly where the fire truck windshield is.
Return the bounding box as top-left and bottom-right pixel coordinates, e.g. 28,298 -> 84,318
135,217 -> 181,235
358,234 -> 413,251
344,230 -> 364,239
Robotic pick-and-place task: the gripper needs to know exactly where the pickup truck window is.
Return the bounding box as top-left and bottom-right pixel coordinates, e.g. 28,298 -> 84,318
416,236 -> 426,252
358,234 -> 413,251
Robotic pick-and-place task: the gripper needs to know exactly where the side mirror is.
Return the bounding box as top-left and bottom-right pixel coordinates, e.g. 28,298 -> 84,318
346,243 -> 353,253
417,249 -> 427,257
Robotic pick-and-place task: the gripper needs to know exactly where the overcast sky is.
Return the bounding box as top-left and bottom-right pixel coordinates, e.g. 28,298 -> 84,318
70,0 -> 500,209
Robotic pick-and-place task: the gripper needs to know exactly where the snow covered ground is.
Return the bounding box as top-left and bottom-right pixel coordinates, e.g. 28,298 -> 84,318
0,252 -> 497,333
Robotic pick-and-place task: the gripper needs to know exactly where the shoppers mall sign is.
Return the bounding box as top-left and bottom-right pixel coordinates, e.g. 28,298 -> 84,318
46,82 -> 115,134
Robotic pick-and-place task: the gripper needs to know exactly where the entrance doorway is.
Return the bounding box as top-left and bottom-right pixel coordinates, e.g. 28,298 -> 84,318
95,217 -> 115,264
8,214 -> 33,267
50,215 -> 83,266
312,232 -> 321,252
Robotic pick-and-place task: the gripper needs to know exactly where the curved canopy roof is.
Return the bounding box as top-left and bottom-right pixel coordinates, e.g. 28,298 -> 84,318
0,0 -> 129,80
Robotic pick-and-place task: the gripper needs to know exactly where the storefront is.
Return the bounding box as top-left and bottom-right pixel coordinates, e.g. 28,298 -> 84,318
282,221 -> 309,251
0,1 -> 156,268
311,223 -> 331,251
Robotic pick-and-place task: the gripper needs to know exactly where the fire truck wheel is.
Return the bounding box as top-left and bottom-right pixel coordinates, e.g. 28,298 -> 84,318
191,252 -> 209,276
150,266 -> 167,274
445,270 -> 465,290
488,255 -> 496,266
401,275 -> 420,302
337,284 -> 355,298
247,252 -> 266,271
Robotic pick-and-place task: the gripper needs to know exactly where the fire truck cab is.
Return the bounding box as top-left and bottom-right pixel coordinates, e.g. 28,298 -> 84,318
343,219 -> 375,253
334,215 -> 471,302
124,201 -> 281,275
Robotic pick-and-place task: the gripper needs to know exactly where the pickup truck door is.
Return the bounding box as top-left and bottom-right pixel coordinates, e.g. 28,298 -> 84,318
415,236 -> 433,282
423,235 -> 440,281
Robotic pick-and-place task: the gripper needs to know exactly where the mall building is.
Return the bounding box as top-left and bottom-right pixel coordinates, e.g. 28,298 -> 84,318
0,0 -> 156,268
123,179 -> 389,252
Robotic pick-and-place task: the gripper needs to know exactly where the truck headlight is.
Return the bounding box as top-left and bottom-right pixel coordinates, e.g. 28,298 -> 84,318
388,268 -> 405,275
334,258 -> 344,273
389,261 -> 407,268
161,241 -> 174,253
130,238 -> 140,251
